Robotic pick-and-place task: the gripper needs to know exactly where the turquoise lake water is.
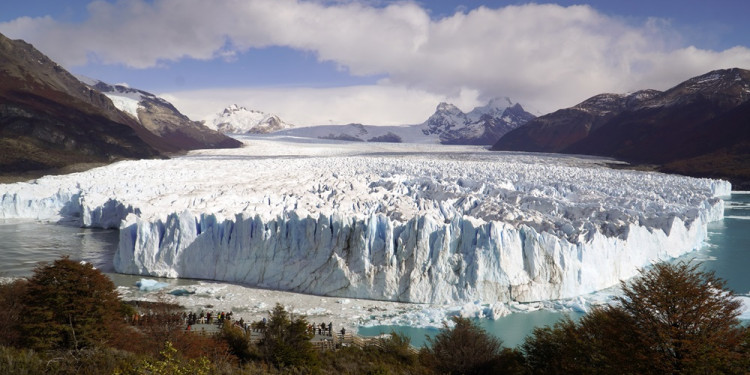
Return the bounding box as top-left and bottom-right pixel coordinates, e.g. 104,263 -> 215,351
1,193 -> 748,349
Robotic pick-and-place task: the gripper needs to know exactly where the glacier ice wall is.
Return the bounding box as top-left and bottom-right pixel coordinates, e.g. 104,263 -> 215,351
113,201 -> 723,303
0,138 -> 732,304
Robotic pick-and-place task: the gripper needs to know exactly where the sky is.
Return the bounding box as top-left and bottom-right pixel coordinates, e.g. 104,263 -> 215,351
1,0 -> 749,126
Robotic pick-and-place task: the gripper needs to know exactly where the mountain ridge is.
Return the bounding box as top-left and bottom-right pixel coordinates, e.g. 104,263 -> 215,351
492,68 -> 750,188
0,33 -> 160,175
275,97 -> 535,145
0,32 -> 240,178
88,80 -> 242,152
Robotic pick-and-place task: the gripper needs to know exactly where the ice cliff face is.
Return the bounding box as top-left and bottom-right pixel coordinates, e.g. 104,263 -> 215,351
0,137 -> 730,304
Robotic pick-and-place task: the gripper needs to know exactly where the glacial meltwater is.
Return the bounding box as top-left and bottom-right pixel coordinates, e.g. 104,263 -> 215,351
0,193 -> 747,348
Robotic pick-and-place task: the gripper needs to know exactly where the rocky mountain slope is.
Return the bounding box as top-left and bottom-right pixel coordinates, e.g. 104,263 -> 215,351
0,32 -> 240,177
0,33 -> 158,174
86,80 -> 242,152
493,68 -> 750,188
203,104 -> 293,134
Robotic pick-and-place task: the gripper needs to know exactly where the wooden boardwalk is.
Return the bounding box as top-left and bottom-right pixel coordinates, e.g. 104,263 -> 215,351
187,322 -> 417,353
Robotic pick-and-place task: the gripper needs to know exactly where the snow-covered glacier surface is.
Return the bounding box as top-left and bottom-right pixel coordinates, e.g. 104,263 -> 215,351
0,136 -> 730,304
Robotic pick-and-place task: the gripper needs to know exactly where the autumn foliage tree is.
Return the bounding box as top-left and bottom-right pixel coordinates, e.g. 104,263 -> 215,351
616,261 -> 747,374
421,316 -> 525,375
0,279 -> 27,347
19,257 -> 128,351
523,261 -> 749,374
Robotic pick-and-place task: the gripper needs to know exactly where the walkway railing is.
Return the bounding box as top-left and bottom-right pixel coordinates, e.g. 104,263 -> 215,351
182,319 -> 419,353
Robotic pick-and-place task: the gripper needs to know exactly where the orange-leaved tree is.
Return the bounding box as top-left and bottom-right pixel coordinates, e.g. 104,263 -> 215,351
20,256 -> 128,351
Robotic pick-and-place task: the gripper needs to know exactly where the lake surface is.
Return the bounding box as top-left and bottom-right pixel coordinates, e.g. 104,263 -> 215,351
1,193 -> 747,348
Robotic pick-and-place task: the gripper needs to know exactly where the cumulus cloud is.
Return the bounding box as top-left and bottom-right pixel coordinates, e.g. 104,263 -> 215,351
2,0 -> 750,116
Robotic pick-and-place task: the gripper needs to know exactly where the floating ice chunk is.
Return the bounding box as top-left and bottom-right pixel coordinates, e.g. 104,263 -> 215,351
738,296 -> 750,320
136,278 -> 169,291
168,288 -> 195,296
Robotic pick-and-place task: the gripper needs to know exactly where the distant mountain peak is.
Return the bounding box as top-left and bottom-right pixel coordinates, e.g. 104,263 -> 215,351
435,102 -> 462,113
205,105 -> 293,134
422,97 -> 535,145
481,96 -> 514,111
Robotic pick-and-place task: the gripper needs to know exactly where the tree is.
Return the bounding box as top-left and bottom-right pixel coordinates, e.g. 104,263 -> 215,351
259,303 -> 318,369
421,316 -> 509,375
219,320 -> 259,363
616,261 -> 747,374
522,261 -> 749,374
378,331 -> 417,366
522,316 -> 593,375
0,279 -> 28,347
19,257 -> 127,351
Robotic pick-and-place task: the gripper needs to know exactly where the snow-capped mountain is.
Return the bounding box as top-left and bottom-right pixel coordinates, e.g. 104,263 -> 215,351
85,80 -> 241,152
275,98 -> 535,145
204,104 -> 293,134
275,123 -> 432,143
493,68 -> 750,188
421,97 -> 536,145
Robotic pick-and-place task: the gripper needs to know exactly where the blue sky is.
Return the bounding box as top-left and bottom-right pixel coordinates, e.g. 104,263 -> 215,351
1,0 -> 749,125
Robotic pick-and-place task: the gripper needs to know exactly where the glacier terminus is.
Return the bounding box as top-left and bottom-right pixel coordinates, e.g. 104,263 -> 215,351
0,136 -> 730,305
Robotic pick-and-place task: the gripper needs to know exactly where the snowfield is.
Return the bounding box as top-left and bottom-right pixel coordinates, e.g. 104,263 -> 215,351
0,136 -> 730,305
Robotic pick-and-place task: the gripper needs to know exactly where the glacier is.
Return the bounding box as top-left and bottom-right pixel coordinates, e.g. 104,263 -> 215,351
0,136 -> 730,304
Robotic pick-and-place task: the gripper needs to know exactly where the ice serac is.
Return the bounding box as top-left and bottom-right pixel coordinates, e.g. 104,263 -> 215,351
0,138 -> 731,304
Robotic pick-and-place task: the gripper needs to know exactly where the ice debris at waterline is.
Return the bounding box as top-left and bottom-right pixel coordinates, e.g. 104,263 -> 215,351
0,136 -> 731,304
136,278 -> 169,292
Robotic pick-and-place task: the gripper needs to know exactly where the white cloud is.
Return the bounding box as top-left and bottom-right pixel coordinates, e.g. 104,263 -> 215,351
160,84 -> 483,126
2,0 -> 750,118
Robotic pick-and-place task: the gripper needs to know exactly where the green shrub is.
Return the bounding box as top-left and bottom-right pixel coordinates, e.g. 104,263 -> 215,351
421,316 -> 506,375
259,304 -> 318,369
